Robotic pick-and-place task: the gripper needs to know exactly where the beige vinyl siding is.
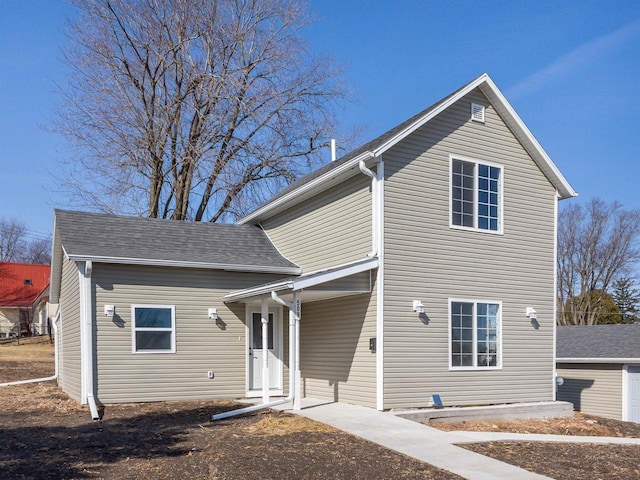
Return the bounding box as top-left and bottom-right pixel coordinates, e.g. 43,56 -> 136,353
383,88 -> 557,408
300,285 -> 377,407
261,174 -> 372,273
59,256 -> 82,402
92,263 -> 286,403
556,363 -> 623,420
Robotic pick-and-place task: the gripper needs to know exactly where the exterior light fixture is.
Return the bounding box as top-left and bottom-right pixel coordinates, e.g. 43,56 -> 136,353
526,307 -> 537,321
208,308 -> 218,320
104,305 -> 115,317
413,300 -> 425,314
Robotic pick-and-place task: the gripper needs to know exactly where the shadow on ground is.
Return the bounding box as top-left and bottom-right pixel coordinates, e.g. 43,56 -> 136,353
0,403 -> 238,479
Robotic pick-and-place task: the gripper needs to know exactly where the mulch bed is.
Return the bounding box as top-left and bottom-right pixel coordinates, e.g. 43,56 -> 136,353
0,345 -> 461,480
430,413 -> 640,480
462,442 -> 640,480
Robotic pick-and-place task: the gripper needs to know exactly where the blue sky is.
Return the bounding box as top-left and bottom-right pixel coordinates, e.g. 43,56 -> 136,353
1,0 -> 639,238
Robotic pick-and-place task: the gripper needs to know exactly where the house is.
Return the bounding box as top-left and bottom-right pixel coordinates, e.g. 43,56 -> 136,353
0,262 -> 50,337
50,73 -> 577,419
556,324 -> 640,422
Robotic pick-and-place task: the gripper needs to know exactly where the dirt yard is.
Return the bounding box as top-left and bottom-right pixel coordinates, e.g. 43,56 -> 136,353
5,339 -> 640,480
430,414 -> 640,479
0,339 -> 460,479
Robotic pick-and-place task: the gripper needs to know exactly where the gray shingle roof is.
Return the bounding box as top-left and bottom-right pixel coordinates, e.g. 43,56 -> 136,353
557,324 -> 640,359
54,209 -> 300,274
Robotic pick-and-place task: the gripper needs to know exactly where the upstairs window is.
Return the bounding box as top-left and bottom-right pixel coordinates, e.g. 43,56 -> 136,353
451,157 -> 502,233
132,305 -> 176,353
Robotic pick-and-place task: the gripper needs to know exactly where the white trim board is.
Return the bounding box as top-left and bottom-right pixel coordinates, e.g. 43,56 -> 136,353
66,254 -> 301,275
557,358 -> 640,364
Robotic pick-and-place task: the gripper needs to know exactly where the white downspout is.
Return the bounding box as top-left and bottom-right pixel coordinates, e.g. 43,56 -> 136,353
359,159 -> 378,258
292,293 -> 301,410
212,291 -> 298,421
53,310 -> 60,380
361,156 -> 385,411
80,261 -> 100,420
261,298 -> 270,404
272,291 -> 301,410
0,311 -> 60,388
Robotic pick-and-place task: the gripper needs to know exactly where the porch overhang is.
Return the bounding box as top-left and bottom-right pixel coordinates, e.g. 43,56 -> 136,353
223,257 -> 379,304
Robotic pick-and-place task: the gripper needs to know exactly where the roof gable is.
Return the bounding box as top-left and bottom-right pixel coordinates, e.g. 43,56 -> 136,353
0,262 -> 50,307
240,73 -> 577,224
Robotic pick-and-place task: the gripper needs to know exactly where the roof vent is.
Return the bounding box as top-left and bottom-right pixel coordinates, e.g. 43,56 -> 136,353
471,103 -> 485,123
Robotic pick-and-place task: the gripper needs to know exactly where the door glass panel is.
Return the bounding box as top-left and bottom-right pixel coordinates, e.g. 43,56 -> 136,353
252,312 -> 274,349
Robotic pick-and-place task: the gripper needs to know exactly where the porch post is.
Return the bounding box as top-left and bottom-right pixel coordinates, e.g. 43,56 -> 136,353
293,293 -> 302,410
261,298 -> 269,404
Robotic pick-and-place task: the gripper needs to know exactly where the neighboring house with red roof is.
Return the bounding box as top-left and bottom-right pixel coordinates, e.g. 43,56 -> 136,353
0,262 -> 51,337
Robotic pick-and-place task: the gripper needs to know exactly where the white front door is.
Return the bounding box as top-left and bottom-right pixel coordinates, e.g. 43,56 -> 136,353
627,366 -> 640,423
248,309 -> 283,394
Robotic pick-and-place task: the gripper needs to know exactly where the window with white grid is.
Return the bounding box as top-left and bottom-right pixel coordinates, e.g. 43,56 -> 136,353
450,300 -> 501,369
451,157 -> 502,233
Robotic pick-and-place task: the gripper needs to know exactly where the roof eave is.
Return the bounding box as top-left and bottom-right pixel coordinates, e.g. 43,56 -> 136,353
238,151 -> 376,224
50,215 -> 63,303
65,254 -> 302,276
556,357 -> 639,364
223,280 -> 294,303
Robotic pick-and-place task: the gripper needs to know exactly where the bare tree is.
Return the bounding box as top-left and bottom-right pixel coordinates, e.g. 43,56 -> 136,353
22,238 -> 52,265
557,198 -> 640,325
0,218 -> 51,264
0,218 -> 27,261
57,0 -> 348,221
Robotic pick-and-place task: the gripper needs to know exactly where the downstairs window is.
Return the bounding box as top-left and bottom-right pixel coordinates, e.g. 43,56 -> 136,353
132,305 -> 176,353
450,300 -> 501,369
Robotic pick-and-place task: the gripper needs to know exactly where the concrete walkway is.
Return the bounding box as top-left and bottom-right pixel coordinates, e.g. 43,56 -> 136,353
275,399 -> 553,480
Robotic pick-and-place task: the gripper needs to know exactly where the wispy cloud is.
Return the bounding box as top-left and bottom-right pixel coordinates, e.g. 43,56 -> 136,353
507,19 -> 640,100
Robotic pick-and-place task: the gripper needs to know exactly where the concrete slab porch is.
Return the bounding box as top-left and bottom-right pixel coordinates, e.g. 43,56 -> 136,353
393,401 -> 574,423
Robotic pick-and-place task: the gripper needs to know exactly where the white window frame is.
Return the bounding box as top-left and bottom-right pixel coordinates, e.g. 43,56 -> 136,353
448,298 -> 502,371
449,154 -> 504,235
131,304 -> 176,354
